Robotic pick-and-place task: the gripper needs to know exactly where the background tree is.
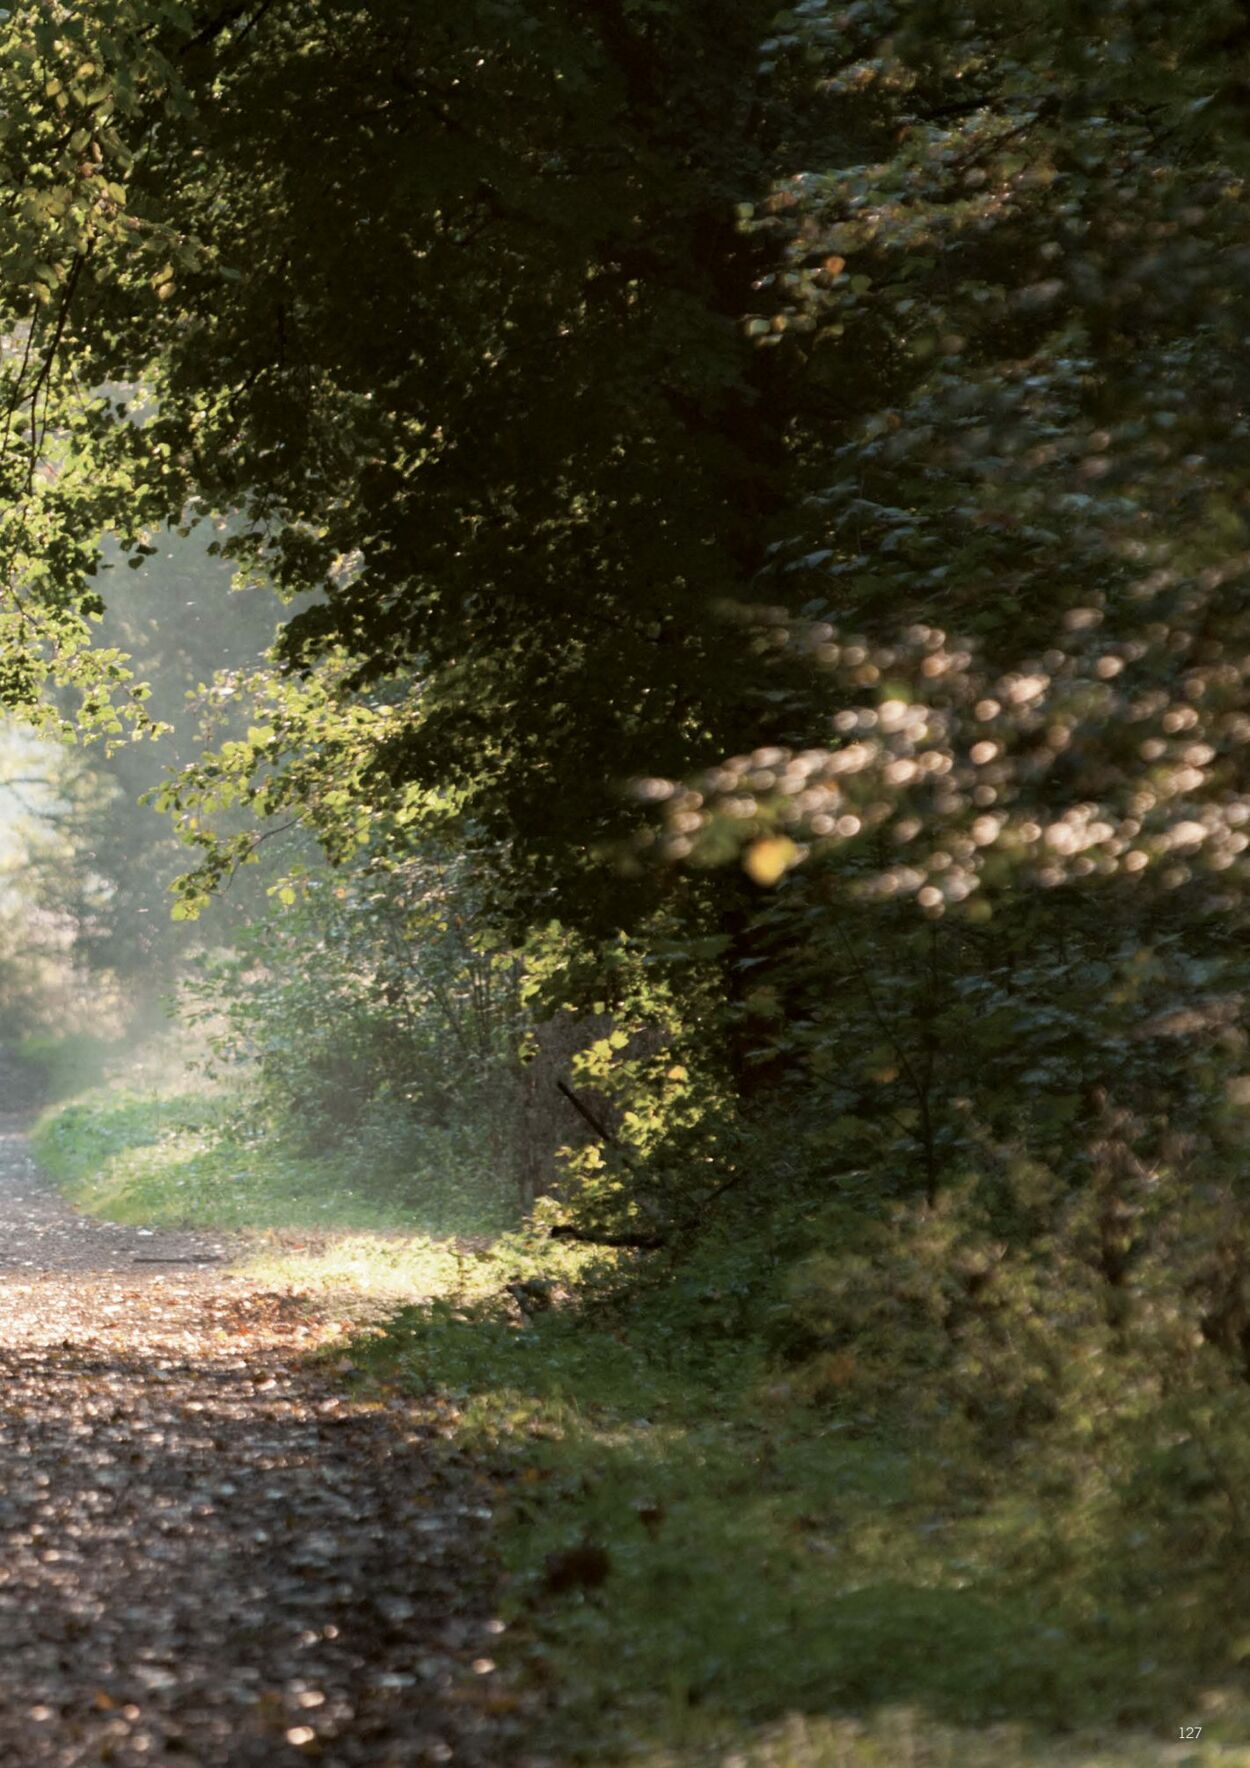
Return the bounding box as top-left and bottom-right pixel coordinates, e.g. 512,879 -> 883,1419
11,0 -> 1250,1244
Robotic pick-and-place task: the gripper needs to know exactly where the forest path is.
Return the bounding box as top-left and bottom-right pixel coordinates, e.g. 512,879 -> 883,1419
0,1098 -> 514,1767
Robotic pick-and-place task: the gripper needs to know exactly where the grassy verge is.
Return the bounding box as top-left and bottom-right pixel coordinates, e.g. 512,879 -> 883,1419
343,1279 -> 1250,1767
27,1038 -> 1250,1764
26,1036 -> 528,1303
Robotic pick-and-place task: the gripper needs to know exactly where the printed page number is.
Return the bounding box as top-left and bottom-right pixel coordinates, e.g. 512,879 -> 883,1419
1178,1726 -> 1203,1740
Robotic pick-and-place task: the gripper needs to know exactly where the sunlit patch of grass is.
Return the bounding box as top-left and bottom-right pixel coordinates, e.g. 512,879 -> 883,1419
31,1076 -> 596,1323
241,1235 -> 603,1344
32,1086 -> 416,1230
30,1082 -> 525,1248
245,1233 -> 492,1301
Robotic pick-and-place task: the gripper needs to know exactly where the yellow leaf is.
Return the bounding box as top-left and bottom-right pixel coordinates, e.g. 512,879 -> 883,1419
744,835 -> 799,887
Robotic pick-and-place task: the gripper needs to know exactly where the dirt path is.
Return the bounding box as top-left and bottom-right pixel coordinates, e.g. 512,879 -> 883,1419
0,1103 -> 519,1767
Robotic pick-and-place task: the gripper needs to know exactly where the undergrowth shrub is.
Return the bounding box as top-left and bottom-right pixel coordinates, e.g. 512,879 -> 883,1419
182,849 -> 526,1214
750,1139 -> 1250,1679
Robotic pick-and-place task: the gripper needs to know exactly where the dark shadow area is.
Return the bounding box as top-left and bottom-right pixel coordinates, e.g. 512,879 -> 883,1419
357,1302 -> 1250,1762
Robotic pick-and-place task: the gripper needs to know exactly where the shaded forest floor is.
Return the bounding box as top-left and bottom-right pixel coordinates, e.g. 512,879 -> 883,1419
21,1043 -> 1250,1765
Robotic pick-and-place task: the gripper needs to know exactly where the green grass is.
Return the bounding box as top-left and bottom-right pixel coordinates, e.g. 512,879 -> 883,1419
344,1290 -> 1250,1766
32,1086 -> 425,1230
27,1054 -> 567,1305
28,1056 -> 530,1311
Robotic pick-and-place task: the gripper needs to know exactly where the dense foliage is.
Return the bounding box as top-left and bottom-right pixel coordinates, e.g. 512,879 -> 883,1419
13,2 -> 1250,1742
182,847 -> 527,1207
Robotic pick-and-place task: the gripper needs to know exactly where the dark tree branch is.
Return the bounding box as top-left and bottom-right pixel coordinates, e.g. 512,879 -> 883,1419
183,0 -> 278,55
25,250 -> 87,489
548,1222 -> 665,1250
556,1077 -> 616,1144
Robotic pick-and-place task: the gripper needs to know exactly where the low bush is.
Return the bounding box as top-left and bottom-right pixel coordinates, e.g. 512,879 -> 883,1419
181,849 -> 525,1219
